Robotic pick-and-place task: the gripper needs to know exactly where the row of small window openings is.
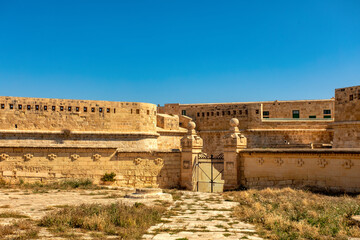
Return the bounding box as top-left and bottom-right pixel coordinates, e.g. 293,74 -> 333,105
131,109 -> 152,115
1,104 -> 116,113
195,109 -> 249,117
349,91 -> 360,101
290,110 -> 331,119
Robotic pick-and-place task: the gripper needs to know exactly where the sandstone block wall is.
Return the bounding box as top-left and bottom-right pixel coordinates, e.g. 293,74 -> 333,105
157,114 -> 179,130
0,96 -> 157,133
332,86 -> 360,148
335,86 -> 360,122
239,150 -> 360,192
159,99 -> 335,153
0,147 -> 181,188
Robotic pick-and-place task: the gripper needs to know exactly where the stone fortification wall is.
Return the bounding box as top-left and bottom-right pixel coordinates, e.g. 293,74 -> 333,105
335,86 -> 360,122
161,99 -> 334,130
238,149 -> 360,193
0,96 -> 157,133
261,100 -> 334,120
0,147 -> 181,188
333,86 -> 360,148
159,100 -> 334,154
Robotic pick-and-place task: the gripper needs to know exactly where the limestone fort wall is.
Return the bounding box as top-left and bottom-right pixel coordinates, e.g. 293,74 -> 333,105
333,86 -> 360,148
1,85 -> 359,191
0,147 -> 181,188
238,149 -> 360,193
159,99 -> 335,154
0,96 -> 157,133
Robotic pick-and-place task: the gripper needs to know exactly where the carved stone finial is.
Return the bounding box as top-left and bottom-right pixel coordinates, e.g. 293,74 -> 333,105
224,118 -> 247,149
181,121 -> 203,150
187,121 -> 197,135
230,118 -> 239,127
188,121 -> 196,130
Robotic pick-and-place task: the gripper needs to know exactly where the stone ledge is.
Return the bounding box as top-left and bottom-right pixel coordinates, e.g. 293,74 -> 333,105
0,130 -> 160,137
116,149 -> 181,153
241,148 -> 360,154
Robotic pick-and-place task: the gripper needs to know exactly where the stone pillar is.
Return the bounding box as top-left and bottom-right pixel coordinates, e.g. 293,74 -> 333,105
180,121 -> 203,191
223,118 -> 247,190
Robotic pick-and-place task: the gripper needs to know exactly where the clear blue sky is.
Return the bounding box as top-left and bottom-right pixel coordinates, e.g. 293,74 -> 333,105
0,0 -> 359,105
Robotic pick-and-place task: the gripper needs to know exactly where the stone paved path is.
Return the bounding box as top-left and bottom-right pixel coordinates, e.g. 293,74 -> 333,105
143,191 -> 262,240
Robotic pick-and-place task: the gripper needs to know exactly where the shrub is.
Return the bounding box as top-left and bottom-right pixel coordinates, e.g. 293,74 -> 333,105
101,172 -> 116,182
39,202 -> 165,239
225,188 -> 360,240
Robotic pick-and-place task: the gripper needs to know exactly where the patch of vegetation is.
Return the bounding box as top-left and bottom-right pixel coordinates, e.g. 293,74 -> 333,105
164,189 -> 183,201
225,187 -> 360,240
100,172 -> 116,182
0,219 -> 39,239
0,179 -> 101,191
0,211 -> 29,218
39,202 -> 166,239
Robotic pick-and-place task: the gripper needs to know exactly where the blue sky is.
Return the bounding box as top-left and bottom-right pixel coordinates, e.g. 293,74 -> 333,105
0,0 -> 359,105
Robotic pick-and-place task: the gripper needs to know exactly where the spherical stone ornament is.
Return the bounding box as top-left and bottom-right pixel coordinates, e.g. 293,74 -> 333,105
230,118 -> 239,127
188,121 -> 196,130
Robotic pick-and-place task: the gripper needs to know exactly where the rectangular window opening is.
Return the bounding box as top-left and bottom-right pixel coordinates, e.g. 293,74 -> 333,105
60,106 -> 64,111
18,104 -> 22,110
27,105 -> 31,110
350,95 -> 354,101
44,106 -> 47,111
136,109 -> 140,114
323,109 -> 331,115
107,108 -> 110,113
84,107 -> 87,112
68,106 -> 72,111
99,107 -> 103,112
35,105 -> 39,110
9,104 -> 14,110
1,104 -> 4,109
324,115 -> 332,119
197,112 -> 200,117
309,115 -> 316,119
91,107 -> 95,112
76,107 -> 79,112
263,111 -> 269,116
292,110 -> 300,118
52,106 -> 56,111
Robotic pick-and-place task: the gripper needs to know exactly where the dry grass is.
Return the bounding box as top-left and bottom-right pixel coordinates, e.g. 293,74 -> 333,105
0,179 -> 102,191
225,188 -> 360,240
0,219 -> 39,239
0,211 -> 29,218
39,202 -> 166,239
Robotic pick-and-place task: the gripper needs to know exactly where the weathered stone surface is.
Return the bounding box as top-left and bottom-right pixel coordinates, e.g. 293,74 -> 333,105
144,191 -> 262,240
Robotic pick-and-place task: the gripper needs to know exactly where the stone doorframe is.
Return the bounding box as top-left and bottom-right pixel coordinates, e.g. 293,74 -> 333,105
180,119 -> 247,191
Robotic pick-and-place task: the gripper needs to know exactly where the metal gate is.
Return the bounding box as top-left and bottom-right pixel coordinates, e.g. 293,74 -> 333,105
194,153 -> 224,192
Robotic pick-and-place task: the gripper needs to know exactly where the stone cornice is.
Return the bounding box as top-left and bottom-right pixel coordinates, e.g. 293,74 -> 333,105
240,148 -> 360,155
0,130 -> 160,138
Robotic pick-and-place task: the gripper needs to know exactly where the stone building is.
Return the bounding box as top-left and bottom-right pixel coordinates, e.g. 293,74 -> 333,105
0,85 -> 359,192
